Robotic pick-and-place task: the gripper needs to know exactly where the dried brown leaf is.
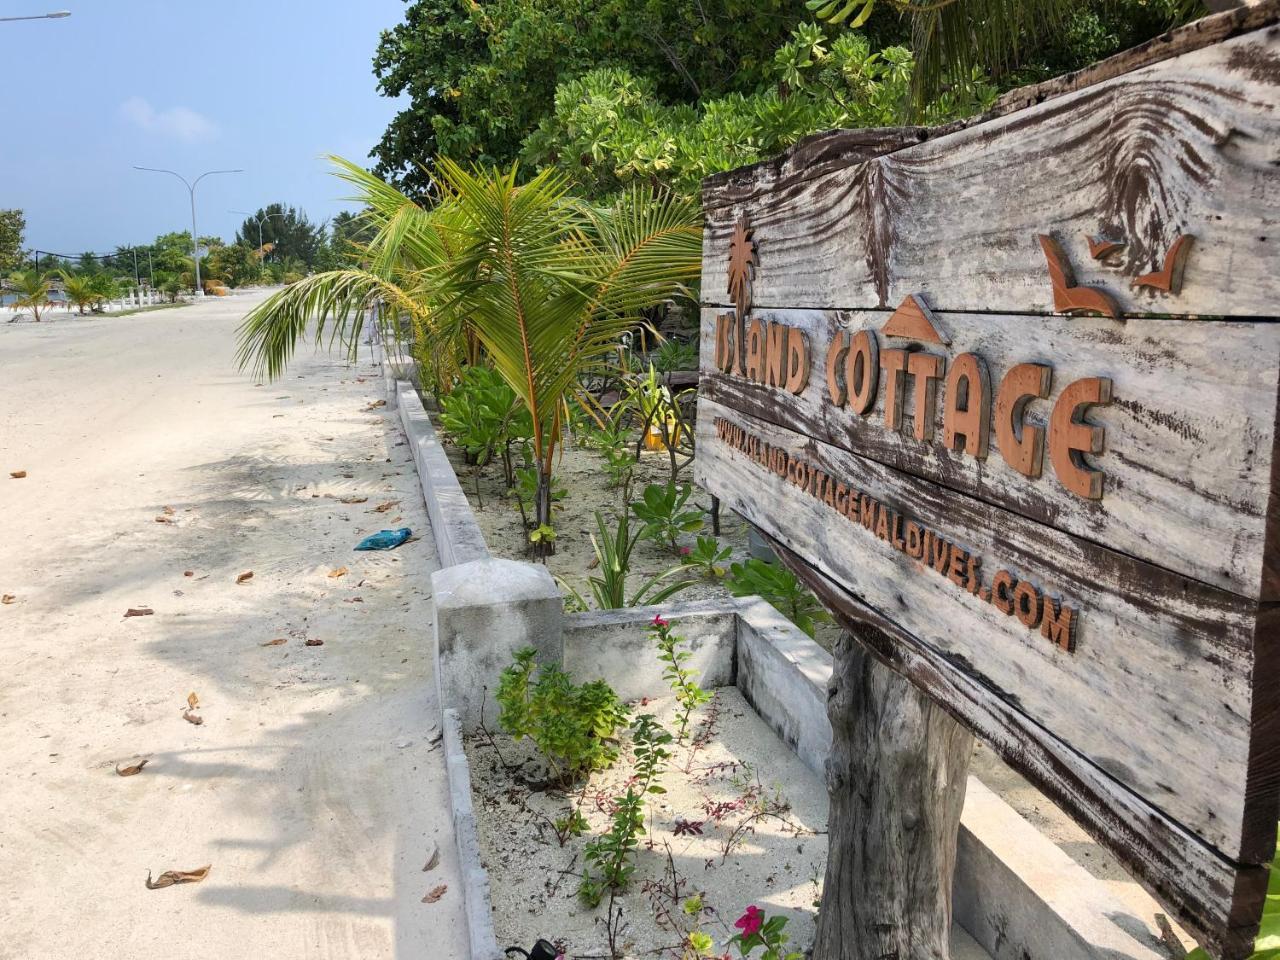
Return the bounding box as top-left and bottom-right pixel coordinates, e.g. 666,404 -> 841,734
260,637 -> 287,647
145,865 -> 210,889
421,884 -> 447,903
187,692 -> 199,709
116,759 -> 149,777
373,500 -> 400,513
327,567 -> 348,579
183,570 -> 194,577
366,399 -> 387,410
423,843 -> 440,872
304,637 -> 324,647
1,594 -> 15,604
162,506 -> 175,516
182,709 -> 203,726
9,470 -> 26,479
124,607 -> 154,618
236,571 -> 253,584
155,515 -> 173,524
339,496 -> 368,504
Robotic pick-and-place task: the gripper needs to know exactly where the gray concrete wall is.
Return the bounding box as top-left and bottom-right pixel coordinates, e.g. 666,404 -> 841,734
562,598 -> 742,703
397,380 -> 490,569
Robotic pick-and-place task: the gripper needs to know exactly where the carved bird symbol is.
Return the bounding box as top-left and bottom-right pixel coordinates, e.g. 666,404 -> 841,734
1086,235 -> 1124,260
1037,235 -> 1120,320
1132,233 -> 1194,294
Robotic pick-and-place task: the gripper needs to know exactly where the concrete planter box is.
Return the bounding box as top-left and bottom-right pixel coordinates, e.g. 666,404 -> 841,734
378,375 -> 1169,960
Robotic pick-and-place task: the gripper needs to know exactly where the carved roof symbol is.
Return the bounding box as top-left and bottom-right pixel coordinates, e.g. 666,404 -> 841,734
881,294 -> 950,345
727,216 -> 757,318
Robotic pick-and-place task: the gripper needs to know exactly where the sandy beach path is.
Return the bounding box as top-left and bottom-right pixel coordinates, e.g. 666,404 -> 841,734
0,291 -> 467,958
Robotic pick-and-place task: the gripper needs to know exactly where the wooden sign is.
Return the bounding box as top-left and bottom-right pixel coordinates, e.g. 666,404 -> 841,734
695,9 -> 1280,960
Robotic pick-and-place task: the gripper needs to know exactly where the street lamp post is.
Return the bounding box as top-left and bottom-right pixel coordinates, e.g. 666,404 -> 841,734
134,166 -> 242,295
230,210 -> 288,263
0,10 -> 71,22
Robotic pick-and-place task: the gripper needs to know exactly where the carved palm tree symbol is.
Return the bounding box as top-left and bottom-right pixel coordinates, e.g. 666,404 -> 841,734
727,216 -> 756,373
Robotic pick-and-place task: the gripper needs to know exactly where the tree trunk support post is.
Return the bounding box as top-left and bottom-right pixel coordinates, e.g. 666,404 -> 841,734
814,625 -> 974,960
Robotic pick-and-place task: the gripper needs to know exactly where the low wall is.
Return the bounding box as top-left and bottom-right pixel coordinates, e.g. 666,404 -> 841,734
386,376 -> 1169,960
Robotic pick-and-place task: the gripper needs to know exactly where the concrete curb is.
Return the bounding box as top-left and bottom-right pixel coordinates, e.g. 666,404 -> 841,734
442,708 -> 504,960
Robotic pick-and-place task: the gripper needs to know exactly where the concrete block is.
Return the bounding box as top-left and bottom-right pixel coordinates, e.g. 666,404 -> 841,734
432,558 -> 563,732
562,598 -> 741,701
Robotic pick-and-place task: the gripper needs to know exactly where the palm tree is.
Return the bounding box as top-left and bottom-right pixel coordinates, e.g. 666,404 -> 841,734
7,270 -> 52,322
59,272 -> 102,315
237,156 -> 702,554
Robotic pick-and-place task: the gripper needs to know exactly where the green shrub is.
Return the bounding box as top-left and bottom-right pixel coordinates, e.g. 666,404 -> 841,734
726,558 -> 832,639
632,482 -> 703,554
495,648 -> 629,785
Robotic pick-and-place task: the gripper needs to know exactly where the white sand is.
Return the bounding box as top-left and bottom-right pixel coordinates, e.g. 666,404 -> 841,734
0,292 -> 468,958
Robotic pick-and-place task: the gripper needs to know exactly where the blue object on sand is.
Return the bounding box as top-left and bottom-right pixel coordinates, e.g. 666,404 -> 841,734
355,527 -> 412,551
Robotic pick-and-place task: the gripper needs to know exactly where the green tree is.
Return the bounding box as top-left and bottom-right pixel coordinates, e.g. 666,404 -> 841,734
206,243 -> 261,288
7,270 -> 52,321
59,271 -> 103,315
236,156 -> 702,554
370,0 -> 805,195
234,204 -> 323,267
0,210 -> 25,273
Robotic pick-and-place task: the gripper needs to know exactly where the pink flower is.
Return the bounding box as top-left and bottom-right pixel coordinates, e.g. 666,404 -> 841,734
652,614 -> 669,627
680,546 -> 691,556
734,905 -> 763,937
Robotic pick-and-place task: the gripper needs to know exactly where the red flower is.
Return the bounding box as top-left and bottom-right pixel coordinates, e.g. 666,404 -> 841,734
652,614 -> 669,627
734,905 -> 763,937
680,546 -> 691,556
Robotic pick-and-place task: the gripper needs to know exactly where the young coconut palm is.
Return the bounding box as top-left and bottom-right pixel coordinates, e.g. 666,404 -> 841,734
60,272 -> 103,315
236,156 -> 702,555
7,270 -> 53,322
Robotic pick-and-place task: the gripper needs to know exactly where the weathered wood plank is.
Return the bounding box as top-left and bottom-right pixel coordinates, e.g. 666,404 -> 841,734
700,26 -> 1280,318
763,535 -> 1271,960
697,306 -> 1280,600
694,397 -> 1270,863
701,3 -> 1280,212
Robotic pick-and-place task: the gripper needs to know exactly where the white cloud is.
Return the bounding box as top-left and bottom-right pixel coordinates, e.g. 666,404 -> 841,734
119,97 -> 218,142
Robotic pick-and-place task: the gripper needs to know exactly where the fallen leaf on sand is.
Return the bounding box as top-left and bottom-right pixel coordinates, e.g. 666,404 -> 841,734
422,884 -> 447,903
162,506 -> 175,516
124,608 -> 154,618
366,399 -> 387,410
328,567 -> 348,579
1,595 -> 15,604
187,692 -> 199,709
236,571 -> 254,584
155,515 -> 173,524
343,597 -> 363,604
373,500 -> 400,513
145,865 -> 210,889
305,637 -> 324,647
260,637 -> 287,647
339,496 -> 368,504
9,471 -> 26,479
182,709 -> 203,726
116,759 -> 149,777
183,571 -> 193,578
423,842 -> 440,872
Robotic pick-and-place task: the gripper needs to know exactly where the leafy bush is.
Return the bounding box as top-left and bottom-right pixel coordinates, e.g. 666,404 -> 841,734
495,647 -> 629,785
632,483 -> 703,554
439,365 -> 533,481
726,558 -> 832,639
681,536 -> 732,579
563,507 -> 695,610
652,338 -> 699,373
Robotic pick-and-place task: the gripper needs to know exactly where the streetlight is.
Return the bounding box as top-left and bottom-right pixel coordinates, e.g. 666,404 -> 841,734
134,166 -> 242,295
230,210 -> 288,262
0,10 -> 70,22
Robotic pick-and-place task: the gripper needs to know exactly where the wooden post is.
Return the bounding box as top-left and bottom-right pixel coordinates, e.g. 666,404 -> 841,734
814,626 -> 974,960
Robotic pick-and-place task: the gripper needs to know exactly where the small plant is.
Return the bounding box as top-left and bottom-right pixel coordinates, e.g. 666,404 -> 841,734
681,536 -> 732,578
495,648 -> 630,785
729,906 -> 801,960
632,482 -> 704,554
726,558 -> 832,639
514,466 -> 565,548
438,366 -> 532,481
651,338 -> 699,373
652,614 -> 713,740
580,713 -> 673,906
589,415 -> 638,493
564,507 -> 695,610
682,929 -> 716,959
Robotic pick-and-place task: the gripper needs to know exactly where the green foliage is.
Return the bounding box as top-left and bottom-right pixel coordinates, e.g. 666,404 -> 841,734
234,203 -> 325,268
632,482 -> 703,554
496,647 -> 630,785
1187,825 -> 1280,960
652,615 -> 713,740
205,242 -> 262,288
370,0 -> 804,195
58,271 -> 102,315
573,507 -> 694,610
587,414 -> 638,491
681,536 -> 732,579
0,209 -> 26,273
651,338 -> 698,373
439,365 -> 533,482
6,270 -> 51,320
728,907 -> 802,960
580,713 -> 672,905
726,558 -> 832,638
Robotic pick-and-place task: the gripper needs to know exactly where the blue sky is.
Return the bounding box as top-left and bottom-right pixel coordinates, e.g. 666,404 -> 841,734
2,0 -> 410,255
